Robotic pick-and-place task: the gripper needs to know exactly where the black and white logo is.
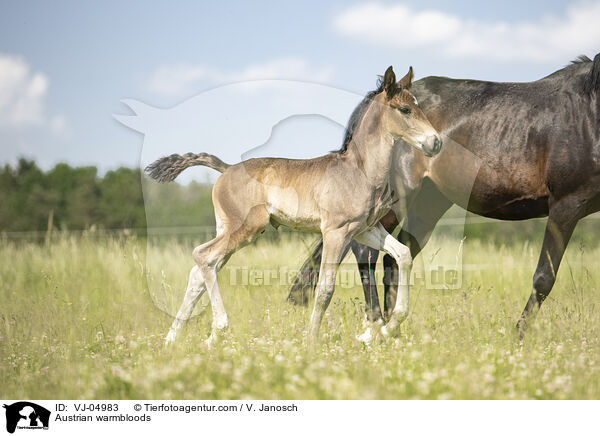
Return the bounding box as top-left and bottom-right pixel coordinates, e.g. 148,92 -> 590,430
3,402 -> 50,434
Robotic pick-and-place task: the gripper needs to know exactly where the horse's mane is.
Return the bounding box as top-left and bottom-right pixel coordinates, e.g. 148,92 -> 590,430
335,55 -> 599,155
571,53 -> 600,94
571,55 -> 592,64
335,76 -> 386,154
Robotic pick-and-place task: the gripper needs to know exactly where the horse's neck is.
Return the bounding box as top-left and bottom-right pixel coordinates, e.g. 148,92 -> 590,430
347,104 -> 395,187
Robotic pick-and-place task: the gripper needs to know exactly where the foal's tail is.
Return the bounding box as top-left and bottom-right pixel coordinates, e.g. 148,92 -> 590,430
145,152 -> 231,182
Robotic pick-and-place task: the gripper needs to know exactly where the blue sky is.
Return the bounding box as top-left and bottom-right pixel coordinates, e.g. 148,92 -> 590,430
1,0 -> 598,173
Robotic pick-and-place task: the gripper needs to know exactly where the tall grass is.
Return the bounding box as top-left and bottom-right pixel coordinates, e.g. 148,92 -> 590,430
1,232 -> 599,399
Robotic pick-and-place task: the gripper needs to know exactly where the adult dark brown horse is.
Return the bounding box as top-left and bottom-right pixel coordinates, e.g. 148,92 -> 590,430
288,54 -> 600,339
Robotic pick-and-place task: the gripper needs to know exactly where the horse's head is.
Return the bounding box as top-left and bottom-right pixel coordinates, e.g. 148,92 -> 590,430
379,66 -> 442,157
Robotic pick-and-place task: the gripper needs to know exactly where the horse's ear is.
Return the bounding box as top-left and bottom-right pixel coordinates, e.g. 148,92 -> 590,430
383,66 -> 397,97
398,66 -> 414,89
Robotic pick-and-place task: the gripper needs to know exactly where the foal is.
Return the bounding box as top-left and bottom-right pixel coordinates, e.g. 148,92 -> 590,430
146,66 -> 442,345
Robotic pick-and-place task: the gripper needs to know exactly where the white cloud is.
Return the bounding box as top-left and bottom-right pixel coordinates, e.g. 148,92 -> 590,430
146,57 -> 335,99
333,2 -> 600,62
0,54 -> 48,126
0,53 -> 68,135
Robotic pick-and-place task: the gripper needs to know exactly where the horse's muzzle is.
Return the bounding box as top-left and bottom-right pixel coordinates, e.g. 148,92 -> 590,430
422,135 -> 442,157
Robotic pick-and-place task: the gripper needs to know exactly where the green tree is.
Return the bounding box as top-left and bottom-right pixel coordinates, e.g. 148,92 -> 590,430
99,168 -> 146,228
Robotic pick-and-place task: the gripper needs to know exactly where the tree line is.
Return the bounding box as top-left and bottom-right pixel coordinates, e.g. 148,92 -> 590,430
0,159 -> 214,232
1,158 -> 597,244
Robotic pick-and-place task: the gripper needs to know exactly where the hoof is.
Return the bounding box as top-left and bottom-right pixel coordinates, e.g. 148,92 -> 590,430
516,319 -> 527,338
357,320 -> 387,344
164,330 -> 177,347
204,336 -> 216,349
383,311 -> 408,338
356,330 -> 374,344
205,329 -> 227,348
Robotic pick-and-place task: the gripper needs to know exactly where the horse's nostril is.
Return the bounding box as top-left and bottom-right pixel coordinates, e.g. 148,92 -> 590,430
422,136 -> 442,156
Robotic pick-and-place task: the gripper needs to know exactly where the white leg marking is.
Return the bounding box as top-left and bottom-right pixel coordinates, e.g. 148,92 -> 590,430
354,224 -> 412,338
356,318 -> 385,344
201,264 -> 229,347
215,213 -> 225,237
165,265 -> 206,346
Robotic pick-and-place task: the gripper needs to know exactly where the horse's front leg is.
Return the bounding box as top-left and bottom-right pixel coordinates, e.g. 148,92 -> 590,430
308,229 -> 352,342
354,224 -> 412,338
350,240 -> 385,343
516,193 -> 584,337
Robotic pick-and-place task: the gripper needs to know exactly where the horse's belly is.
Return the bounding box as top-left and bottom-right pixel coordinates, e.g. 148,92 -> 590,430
432,153 -> 550,220
268,207 -> 321,232
265,190 -> 321,232
470,196 -> 549,220
468,167 -> 550,219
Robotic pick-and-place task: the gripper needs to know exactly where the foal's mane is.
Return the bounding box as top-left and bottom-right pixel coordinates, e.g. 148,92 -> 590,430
335,76 -> 395,154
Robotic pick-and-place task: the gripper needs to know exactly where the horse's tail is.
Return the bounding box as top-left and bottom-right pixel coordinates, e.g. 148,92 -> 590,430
286,237 -> 323,306
145,152 -> 231,183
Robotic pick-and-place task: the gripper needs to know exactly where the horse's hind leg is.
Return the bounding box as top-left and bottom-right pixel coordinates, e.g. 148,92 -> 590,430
194,236 -> 231,347
165,265 -> 206,345
166,207 -> 269,346
200,206 -> 272,345
164,235 -> 230,346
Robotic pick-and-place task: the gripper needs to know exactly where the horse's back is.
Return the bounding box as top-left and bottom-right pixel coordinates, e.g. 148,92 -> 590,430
413,62 -> 599,218
212,155 -> 341,232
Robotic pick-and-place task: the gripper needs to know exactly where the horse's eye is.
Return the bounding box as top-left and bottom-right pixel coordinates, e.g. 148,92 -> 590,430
398,107 -> 411,115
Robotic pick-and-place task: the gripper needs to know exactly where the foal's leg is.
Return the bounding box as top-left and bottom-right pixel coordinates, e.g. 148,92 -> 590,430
165,207 -> 269,346
164,234 -> 234,346
355,224 -> 412,338
165,265 -> 206,345
197,223 -> 268,346
385,183 -> 452,318
309,229 -> 352,341
196,238 -> 231,347
287,239 -> 353,306
516,195 -> 584,337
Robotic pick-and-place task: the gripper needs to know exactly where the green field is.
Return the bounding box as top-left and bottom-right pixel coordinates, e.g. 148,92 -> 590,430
1,230 -> 599,399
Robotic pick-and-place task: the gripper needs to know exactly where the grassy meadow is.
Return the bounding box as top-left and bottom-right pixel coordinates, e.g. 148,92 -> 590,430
1,227 -> 599,399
